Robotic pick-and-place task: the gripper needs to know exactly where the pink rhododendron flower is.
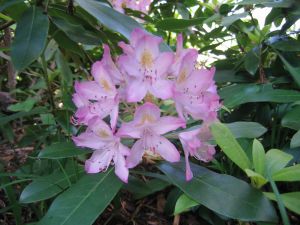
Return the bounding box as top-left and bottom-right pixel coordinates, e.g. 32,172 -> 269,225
118,28 -> 174,102
117,102 -> 185,168
72,62 -> 119,129
72,117 -> 130,182
171,34 -> 198,76
173,52 -> 220,122
109,0 -> 151,14
179,123 -> 216,181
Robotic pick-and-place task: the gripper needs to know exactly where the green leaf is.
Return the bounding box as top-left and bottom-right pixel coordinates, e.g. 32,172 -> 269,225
7,98 -> 37,112
214,70 -> 250,83
11,7 -> 49,71
0,0 -> 23,12
38,142 -> 91,159
245,48 -> 260,75
75,0 -> 142,40
277,53 -> 300,87
265,192 -> 300,215
20,169 -> 83,203
272,164 -> 300,182
55,51 -> 73,87
219,84 -> 300,108
245,169 -> 268,189
124,177 -> 170,199
157,161 -> 277,222
155,17 -> 205,31
211,122 -> 251,170
282,106 -> 300,130
221,12 -> 248,27
51,16 -> 100,45
226,122 -> 267,139
265,149 -> 293,175
174,194 -> 199,215
0,107 -> 47,126
37,169 -> 122,225
291,130 -> 300,148
252,139 -> 266,175
237,0 -> 294,8
271,39 -> 300,52
40,113 -> 56,125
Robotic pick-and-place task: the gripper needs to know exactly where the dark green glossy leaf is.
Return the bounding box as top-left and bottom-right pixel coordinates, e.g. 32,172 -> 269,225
38,142 -> 91,159
0,107 -> 47,126
75,0 -> 142,40
37,169 -> 122,225
11,7 -> 49,71
158,161 -> 278,222
211,122 -> 251,170
271,39 -> 300,52
214,70 -> 250,83
277,53 -> 300,87
0,0 -> 23,12
245,48 -> 260,75
281,105 -> 300,130
51,17 -> 100,45
20,169 -> 83,203
55,51 -> 73,87
219,84 -> 300,108
124,176 -> 170,199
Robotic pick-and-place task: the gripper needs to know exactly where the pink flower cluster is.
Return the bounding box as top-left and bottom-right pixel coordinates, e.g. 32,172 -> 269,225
109,0 -> 152,14
72,28 -> 220,182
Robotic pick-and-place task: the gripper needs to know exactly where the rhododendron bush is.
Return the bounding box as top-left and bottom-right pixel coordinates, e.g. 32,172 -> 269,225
1,0 -> 300,225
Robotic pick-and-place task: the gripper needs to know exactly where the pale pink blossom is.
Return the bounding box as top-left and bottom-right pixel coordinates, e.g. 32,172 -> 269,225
72,117 -> 130,182
72,62 -> 119,129
173,52 -> 220,122
118,28 -> 174,102
170,34 -> 198,77
179,124 -> 216,181
109,0 -> 151,14
117,102 -> 185,168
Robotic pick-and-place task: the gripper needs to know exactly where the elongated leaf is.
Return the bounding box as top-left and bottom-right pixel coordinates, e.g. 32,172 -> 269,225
221,12 -> 248,27
226,122 -> 267,138
124,176 -> 170,199
265,192 -> 300,215
244,48 -> 260,75
20,169 -> 83,203
265,149 -> 293,175
75,0 -> 142,40
158,161 -> 277,222
174,194 -> 199,215
11,7 -> 49,71
211,122 -> 251,170
38,142 -> 91,159
55,51 -> 73,87
0,107 -> 47,126
252,139 -> 266,175
155,17 -> 206,31
237,0 -> 293,8
272,165 -> 300,182
214,70 -> 250,83
219,84 -> 300,108
51,17 -> 100,45
277,53 -> 300,87
282,105 -> 300,130
37,169 -> 122,225
271,39 -> 300,52
291,130 -> 300,148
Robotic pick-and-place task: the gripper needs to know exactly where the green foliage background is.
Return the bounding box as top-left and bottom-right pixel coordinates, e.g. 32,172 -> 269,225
0,0 -> 299,224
